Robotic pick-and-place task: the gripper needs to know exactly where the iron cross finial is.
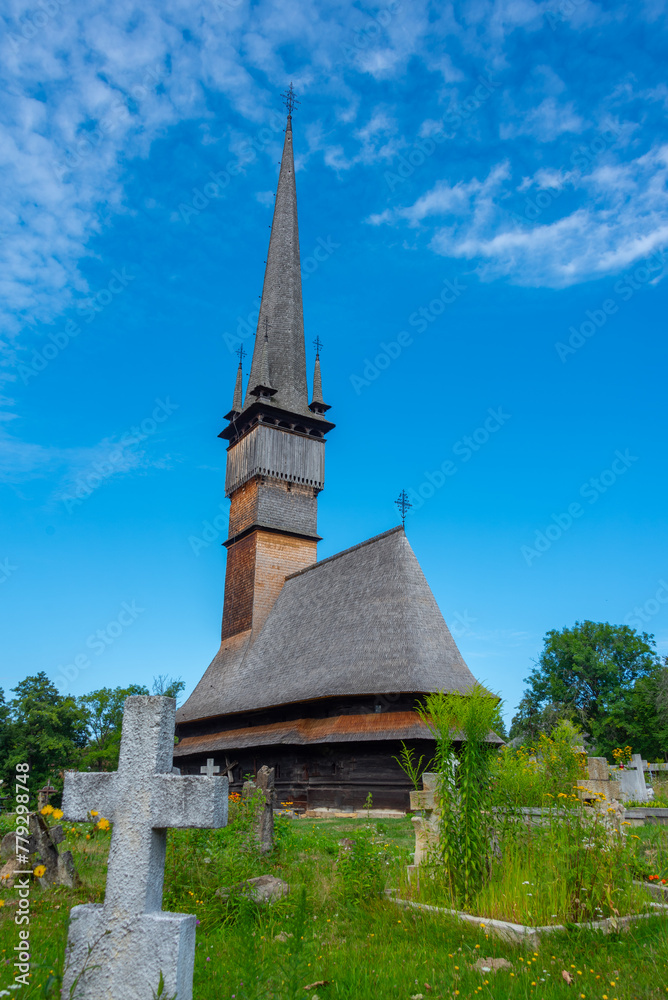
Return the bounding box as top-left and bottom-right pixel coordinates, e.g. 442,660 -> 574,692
236,344 -> 247,365
281,82 -> 300,117
313,336 -> 323,358
395,489 -> 412,527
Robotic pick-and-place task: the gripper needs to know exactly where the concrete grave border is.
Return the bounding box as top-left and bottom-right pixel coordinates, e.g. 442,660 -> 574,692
386,894 -> 668,944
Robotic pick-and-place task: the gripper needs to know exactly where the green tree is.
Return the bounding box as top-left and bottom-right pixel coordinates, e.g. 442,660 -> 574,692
77,675 -> 185,770
77,684 -> 149,770
2,672 -> 88,796
510,621 -> 661,754
621,662 -> 668,761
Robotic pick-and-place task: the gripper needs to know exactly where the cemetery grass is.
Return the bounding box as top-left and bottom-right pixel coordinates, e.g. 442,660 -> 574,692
410,814 -> 665,926
0,815 -> 667,999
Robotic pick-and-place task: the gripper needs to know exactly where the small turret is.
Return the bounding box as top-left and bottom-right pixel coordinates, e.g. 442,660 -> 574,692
309,340 -> 331,414
248,329 -> 277,401
224,358 -> 244,421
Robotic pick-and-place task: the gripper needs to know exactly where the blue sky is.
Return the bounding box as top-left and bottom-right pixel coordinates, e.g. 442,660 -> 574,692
1,0 -> 667,728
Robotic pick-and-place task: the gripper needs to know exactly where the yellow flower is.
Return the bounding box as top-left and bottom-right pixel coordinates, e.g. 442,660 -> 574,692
90,810 -> 99,817
557,792 -> 567,798
0,900 -> 5,907
96,818 -> 110,831
40,805 -> 53,815
86,834 -> 90,840
52,809 -> 63,820
33,865 -> 46,878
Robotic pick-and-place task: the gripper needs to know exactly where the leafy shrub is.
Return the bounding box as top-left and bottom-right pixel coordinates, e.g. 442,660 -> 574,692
491,719 -> 586,808
417,684 -> 503,905
335,825 -> 399,904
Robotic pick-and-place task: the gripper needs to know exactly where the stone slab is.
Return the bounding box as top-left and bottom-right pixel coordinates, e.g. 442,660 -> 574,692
62,903 -> 196,1000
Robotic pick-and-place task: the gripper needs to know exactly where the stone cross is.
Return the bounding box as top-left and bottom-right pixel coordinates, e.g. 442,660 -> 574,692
255,765 -> 275,854
61,696 -> 227,1000
409,773 -> 440,868
37,782 -> 57,812
200,757 -> 220,777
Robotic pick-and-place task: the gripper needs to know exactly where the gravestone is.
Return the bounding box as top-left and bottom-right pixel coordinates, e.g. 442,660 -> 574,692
61,696 -> 227,1000
409,773 -> 440,867
255,766 -> 275,854
617,753 -> 650,802
579,756 -> 617,801
29,812 -> 79,888
242,767 -> 275,853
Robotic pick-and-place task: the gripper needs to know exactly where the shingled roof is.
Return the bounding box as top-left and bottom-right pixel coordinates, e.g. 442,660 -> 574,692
176,526 -> 479,724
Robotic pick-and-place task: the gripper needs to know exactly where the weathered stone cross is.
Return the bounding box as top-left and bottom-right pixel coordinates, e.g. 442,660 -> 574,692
61,696 -> 227,1000
200,757 -> 220,777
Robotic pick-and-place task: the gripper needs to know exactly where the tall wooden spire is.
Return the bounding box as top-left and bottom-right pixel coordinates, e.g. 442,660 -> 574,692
216,97 -> 335,644
244,111 -> 309,415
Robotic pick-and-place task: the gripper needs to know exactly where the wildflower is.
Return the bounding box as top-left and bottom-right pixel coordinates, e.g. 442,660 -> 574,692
96,818 -> 110,831
86,834 -> 90,840
90,810 -> 98,817
40,805 -> 53,815
0,901 -> 4,908
33,865 -> 46,878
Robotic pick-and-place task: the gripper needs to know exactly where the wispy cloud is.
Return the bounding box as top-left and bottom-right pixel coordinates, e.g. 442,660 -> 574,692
370,144 -> 668,286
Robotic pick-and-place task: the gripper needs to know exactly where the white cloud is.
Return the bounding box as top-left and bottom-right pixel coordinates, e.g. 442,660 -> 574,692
501,96 -> 586,141
372,143 -> 668,286
0,420 -> 173,506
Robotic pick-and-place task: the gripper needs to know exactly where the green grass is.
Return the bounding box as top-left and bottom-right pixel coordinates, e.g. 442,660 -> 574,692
1,813 -> 667,999
409,808 -> 663,926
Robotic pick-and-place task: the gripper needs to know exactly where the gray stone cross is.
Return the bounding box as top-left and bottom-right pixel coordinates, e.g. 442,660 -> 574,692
61,696 -> 227,1000
200,757 -> 220,777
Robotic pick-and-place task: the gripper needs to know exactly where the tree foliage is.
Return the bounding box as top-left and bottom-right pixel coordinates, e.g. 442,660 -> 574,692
0,672 -> 88,794
510,621 -> 663,757
0,673 -> 187,796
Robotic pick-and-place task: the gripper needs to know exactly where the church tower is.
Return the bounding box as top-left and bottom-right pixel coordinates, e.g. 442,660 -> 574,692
176,90 -> 488,811
219,89 -> 334,641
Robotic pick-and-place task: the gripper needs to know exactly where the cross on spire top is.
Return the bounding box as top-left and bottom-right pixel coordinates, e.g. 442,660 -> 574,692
395,489 -> 412,527
281,82 -> 300,118
313,336 -> 323,358
236,344 -> 247,365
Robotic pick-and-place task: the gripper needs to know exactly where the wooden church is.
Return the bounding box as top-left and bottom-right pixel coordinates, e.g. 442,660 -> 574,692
174,96 -> 486,810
